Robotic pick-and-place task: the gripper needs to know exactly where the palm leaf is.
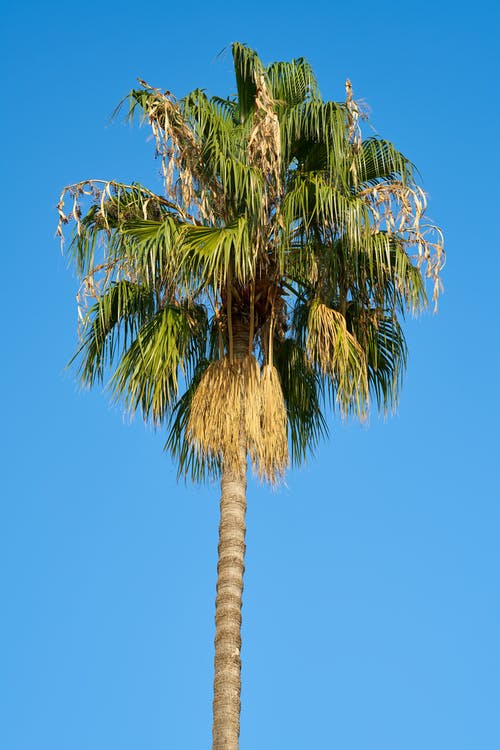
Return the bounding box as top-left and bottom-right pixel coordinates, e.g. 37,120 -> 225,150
232,42 -> 263,123
266,58 -> 320,108
73,280 -> 156,386
274,338 -> 327,465
110,303 -> 207,424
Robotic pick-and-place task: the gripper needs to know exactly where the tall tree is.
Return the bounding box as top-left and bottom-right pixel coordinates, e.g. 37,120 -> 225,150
58,43 -> 443,750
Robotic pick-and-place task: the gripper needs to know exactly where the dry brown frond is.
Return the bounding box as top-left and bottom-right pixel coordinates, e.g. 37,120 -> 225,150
242,355 -> 263,452
138,83 -> 201,212
187,357 -> 243,469
248,74 -> 281,197
136,81 -> 219,223
307,302 -> 368,417
57,180 -> 175,243
187,355 -> 289,484
345,78 -> 362,153
187,355 -> 262,471
251,364 -> 289,484
359,181 -> 445,309
345,79 -> 360,189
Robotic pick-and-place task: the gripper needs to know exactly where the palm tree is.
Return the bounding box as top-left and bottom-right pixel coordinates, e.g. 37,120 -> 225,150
58,43 -> 443,750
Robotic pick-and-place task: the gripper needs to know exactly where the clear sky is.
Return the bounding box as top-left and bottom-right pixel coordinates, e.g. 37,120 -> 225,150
1,1 -> 499,748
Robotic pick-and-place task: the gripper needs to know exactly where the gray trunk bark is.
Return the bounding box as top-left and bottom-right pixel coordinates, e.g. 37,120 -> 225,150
212,326 -> 248,750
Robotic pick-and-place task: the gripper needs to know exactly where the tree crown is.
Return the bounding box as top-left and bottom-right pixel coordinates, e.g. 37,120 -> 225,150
58,43 -> 444,483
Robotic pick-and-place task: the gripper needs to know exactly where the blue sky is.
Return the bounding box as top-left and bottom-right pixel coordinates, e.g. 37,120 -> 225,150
1,1 -> 499,748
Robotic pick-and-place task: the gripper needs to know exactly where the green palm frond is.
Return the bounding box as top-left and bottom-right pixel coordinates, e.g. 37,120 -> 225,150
231,42 -> 263,123
348,308 -> 408,412
281,100 -> 347,172
110,302 -> 207,424
353,137 -> 414,187
73,280 -> 156,386
274,338 -> 327,465
121,216 -> 186,293
182,218 -> 254,291
319,233 -> 428,315
282,171 -> 372,239
209,95 -> 240,123
266,57 -> 320,107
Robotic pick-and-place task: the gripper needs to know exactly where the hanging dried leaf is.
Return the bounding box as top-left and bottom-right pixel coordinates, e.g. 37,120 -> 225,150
187,355 -> 289,483
307,302 -> 368,417
251,364 -> 289,484
359,181 -> 445,308
248,74 -> 281,197
187,356 -> 262,471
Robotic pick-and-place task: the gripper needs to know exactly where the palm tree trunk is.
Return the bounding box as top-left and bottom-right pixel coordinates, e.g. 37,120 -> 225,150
212,327 -> 248,750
